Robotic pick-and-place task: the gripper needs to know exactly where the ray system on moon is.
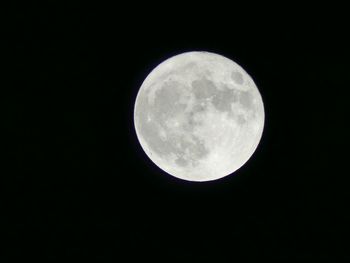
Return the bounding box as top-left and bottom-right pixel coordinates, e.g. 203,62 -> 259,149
134,51 -> 265,182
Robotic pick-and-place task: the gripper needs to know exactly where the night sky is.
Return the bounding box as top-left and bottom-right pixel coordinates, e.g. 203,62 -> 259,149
4,3 -> 349,261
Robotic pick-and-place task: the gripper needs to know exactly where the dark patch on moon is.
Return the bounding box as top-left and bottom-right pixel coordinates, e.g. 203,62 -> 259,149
175,156 -> 188,166
212,86 -> 237,112
231,71 -> 244,85
190,77 -> 253,126
174,134 -> 208,167
239,91 -> 253,110
236,114 -> 247,124
191,78 -> 239,114
152,80 -> 186,119
136,80 -> 210,168
191,78 -> 217,100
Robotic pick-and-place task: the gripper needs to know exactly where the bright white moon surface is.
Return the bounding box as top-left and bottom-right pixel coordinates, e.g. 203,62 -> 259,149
134,51 -> 264,182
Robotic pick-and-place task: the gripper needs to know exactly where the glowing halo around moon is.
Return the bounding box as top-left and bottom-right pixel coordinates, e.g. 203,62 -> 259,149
133,51 -> 264,182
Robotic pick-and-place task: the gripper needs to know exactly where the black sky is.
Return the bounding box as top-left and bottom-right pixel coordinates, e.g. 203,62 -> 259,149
3,3 -> 350,261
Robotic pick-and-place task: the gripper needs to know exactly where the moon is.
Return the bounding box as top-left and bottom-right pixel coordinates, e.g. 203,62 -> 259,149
133,51 -> 264,182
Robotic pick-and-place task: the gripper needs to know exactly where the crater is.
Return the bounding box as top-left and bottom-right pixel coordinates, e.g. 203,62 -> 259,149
231,71 -> 244,85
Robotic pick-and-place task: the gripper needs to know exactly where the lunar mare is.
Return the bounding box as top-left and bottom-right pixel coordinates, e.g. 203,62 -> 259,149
134,51 -> 264,182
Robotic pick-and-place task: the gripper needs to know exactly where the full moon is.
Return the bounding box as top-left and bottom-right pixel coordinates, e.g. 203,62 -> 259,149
134,51 -> 264,182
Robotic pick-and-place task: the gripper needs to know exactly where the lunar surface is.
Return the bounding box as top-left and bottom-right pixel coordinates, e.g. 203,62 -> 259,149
134,51 -> 264,182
